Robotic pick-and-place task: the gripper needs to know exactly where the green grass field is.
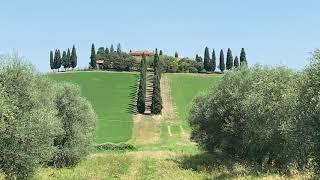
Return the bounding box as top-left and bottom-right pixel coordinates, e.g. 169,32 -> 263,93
48,72 -> 138,144
167,73 -> 222,128
29,72 -> 312,179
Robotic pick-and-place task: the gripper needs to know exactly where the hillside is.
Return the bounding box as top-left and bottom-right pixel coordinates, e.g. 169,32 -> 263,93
49,71 -> 139,144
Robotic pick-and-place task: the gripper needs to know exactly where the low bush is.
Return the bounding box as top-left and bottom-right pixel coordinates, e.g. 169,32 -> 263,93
95,143 -> 137,151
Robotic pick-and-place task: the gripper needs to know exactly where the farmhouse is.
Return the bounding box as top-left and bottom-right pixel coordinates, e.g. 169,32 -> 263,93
129,50 -> 153,60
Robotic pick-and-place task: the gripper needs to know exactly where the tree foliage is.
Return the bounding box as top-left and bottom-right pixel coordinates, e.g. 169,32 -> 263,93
240,48 -> 247,65
90,44 -> 96,69
50,51 -> 54,71
234,56 -> 239,68
203,47 -> 210,71
0,55 -> 62,179
151,49 -> 162,114
226,48 -> 233,70
70,45 -> 77,69
51,83 -> 96,168
136,55 -> 147,113
189,65 -> 302,170
219,49 -> 225,72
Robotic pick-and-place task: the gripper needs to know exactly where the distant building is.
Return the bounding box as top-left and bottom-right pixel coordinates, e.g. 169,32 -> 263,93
129,50 -> 153,60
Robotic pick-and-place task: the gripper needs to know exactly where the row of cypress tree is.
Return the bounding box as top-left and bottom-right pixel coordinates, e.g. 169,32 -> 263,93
136,54 -> 147,113
151,49 -> 163,114
136,49 -> 163,114
202,48 -> 247,73
50,45 -> 78,71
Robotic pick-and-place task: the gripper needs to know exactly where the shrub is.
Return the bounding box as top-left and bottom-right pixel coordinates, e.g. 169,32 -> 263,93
0,55 -> 61,179
95,143 -> 137,151
296,50 -> 320,168
189,65 -> 302,170
51,83 -> 96,168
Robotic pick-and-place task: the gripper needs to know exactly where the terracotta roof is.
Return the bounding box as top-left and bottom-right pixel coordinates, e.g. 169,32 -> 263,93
129,50 -> 153,56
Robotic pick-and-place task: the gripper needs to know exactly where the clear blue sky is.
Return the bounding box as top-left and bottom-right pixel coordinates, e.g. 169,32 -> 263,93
0,0 -> 319,72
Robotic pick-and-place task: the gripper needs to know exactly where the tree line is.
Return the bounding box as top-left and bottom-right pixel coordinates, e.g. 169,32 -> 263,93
160,48 -> 247,74
89,43 -> 139,71
189,50 -> 320,173
50,45 -> 78,71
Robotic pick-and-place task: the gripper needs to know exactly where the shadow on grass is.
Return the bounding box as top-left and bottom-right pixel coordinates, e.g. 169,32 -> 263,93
174,152 -> 264,179
126,76 -> 139,115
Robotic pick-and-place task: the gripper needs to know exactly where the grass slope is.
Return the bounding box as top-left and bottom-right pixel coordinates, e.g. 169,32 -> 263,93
49,72 -> 138,143
167,73 -> 222,128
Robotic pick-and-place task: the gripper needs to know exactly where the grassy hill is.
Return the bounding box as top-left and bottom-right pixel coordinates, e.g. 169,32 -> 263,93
36,72 -> 310,179
168,73 -> 222,129
48,72 -> 138,144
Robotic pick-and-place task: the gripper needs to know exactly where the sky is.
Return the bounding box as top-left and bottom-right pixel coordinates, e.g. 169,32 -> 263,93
0,0 -> 319,72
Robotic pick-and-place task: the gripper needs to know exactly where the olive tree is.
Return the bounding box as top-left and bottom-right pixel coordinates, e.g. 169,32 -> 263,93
51,83 -> 96,167
189,65 -> 302,170
296,50 -> 320,168
0,55 -> 62,179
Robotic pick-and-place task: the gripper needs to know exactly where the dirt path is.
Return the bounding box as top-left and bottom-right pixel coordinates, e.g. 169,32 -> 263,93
159,74 -> 177,121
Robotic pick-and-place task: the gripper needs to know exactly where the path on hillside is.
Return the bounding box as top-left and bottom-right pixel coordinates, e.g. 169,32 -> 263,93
130,74 -> 180,145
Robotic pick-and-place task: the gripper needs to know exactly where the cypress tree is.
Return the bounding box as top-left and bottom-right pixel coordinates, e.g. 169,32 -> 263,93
211,49 -> 216,72
110,44 -> 114,53
159,50 -> 163,56
174,51 -> 179,58
195,54 -> 199,62
234,56 -> 239,68
226,48 -> 233,70
70,45 -> 77,69
219,49 -> 225,73
151,49 -> 162,114
105,47 -> 110,56
50,50 -> 54,71
116,43 -> 121,54
137,54 -> 147,113
66,48 -> 71,70
90,44 -> 96,69
62,50 -> 67,71
203,47 -> 210,71
54,49 -> 62,71
240,48 -> 247,65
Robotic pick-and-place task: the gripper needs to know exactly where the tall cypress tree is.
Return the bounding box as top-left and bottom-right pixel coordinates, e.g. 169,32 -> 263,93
203,47 -> 210,71
50,50 -> 54,71
137,54 -> 147,113
240,48 -> 247,65
174,51 -> 179,58
219,49 -> 225,73
70,45 -> 77,69
105,47 -> 110,56
66,48 -> 71,70
234,56 -> 239,68
226,48 -> 233,70
55,49 -> 62,71
151,49 -> 162,114
110,44 -> 114,53
116,43 -> 121,54
211,49 -> 216,72
62,50 -> 67,70
90,44 -> 96,69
